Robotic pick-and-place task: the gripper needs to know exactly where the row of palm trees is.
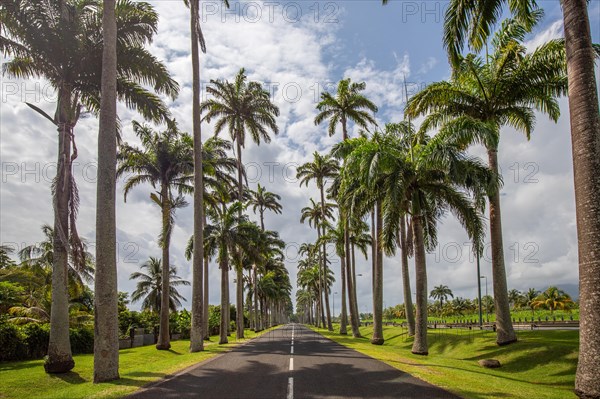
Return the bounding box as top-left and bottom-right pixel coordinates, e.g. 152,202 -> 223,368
1,0 -> 290,381
295,10 -> 598,383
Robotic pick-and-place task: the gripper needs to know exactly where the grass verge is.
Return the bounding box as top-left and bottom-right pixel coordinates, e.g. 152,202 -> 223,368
0,327 -> 276,399
310,324 -> 578,399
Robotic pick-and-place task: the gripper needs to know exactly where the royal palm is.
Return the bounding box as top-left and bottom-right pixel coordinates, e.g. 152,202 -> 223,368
117,121 -> 193,350
201,68 -> 279,339
1,0 -> 178,373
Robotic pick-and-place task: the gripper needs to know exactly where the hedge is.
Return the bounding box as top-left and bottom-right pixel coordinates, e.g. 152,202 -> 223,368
0,319 -> 94,362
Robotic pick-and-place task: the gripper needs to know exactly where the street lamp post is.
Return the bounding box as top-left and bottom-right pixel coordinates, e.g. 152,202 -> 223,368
481,276 -> 489,323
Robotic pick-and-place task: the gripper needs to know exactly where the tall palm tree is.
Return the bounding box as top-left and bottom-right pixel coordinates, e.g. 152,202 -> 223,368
94,0 -> 119,381
203,202 -> 262,344
248,184 -> 282,330
406,18 -> 570,346
438,0 -> 600,394
184,0 -> 229,353
297,152 -> 339,332
1,0 -> 178,373
430,285 -> 454,314
249,184 -> 283,231
117,121 -> 193,350
315,78 -> 377,338
524,288 -> 540,317
340,130 -> 493,354
201,68 -> 279,339
129,257 -> 190,312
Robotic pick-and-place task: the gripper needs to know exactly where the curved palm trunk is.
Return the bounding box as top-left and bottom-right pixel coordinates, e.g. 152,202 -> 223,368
562,1 -> 600,397
235,140 -> 245,339
371,202 -> 384,345
400,216 -> 415,336
45,100 -> 75,374
487,149 -> 517,345
411,215 -> 428,355
156,185 -> 171,350
93,0 -> 119,381
189,0 -> 205,353
219,255 -> 229,344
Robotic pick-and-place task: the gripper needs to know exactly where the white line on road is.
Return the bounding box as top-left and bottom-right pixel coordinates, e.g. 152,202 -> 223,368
289,357 -> 294,371
287,377 -> 294,399
291,345 -> 294,354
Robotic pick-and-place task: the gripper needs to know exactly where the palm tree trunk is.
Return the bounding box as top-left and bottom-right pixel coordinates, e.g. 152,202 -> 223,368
487,149 -> 517,345
319,188 -> 333,331
45,97 -> 75,374
203,253 -> 210,340
235,139 -> 245,339
189,0 -> 205,353
350,241 -> 361,332
236,266 -> 244,338
253,266 -> 260,331
339,250 -> 348,334
93,0 -> 119,381
400,216 -> 415,336
156,185 -> 171,350
563,1 -> 600,397
371,202 -> 384,345
411,215 -> 428,355
219,256 -> 229,344
346,229 -> 361,337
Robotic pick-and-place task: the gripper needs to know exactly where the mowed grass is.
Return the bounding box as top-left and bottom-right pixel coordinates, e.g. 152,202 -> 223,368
0,328 -> 274,399
311,324 -> 578,399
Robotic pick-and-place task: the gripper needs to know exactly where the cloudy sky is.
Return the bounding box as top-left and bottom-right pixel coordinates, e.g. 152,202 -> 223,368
1,0 -> 599,312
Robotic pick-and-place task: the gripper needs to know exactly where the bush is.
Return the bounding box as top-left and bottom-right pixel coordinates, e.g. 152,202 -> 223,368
21,323 -> 49,359
70,326 -> 94,354
208,305 -> 221,336
0,317 -> 25,361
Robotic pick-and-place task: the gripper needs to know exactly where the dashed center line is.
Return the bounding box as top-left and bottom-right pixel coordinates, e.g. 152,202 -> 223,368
289,357 -> 294,371
291,345 -> 294,354
287,377 -> 294,399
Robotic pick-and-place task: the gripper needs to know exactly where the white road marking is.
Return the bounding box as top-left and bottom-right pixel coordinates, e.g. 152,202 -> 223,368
291,345 -> 294,354
287,377 -> 294,399
289,357 -> 294,371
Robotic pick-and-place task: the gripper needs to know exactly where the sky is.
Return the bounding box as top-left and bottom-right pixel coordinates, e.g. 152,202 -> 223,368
1,0 -> 599,313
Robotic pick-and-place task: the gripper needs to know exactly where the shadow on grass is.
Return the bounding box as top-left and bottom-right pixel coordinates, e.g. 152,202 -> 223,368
0,360 -> 41,372
48,371 -> 87,384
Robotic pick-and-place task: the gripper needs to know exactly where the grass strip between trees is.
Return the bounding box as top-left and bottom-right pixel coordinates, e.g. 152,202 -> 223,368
310,324 -> 579,399
0,327 -> 276,399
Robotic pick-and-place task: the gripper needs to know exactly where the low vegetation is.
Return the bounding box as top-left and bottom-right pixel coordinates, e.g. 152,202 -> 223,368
312,324 -> 579,399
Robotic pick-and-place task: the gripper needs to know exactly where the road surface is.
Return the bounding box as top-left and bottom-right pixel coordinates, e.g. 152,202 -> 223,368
128,324 -> 460,399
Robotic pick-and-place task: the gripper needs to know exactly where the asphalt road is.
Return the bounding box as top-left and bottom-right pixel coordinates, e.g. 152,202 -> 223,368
128,324 -> 460,399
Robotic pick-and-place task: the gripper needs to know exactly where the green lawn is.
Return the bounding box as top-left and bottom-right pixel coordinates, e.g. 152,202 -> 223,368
311,324 -> 579,399
0,328 -> 273,399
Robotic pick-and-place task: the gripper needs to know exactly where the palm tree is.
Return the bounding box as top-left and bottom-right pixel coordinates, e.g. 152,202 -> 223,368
405,18 -> 569,346
94,0 -> 119,381
508,289 -> 523,310
130,257 -> 190,312
203,202 -> 262,344
249,184 -> 283,231
430,285 -> 454,314
0,245 -> 16,269
201,68 -> 280,339
185,0 -> 229,353
315,78 -> 377,338
438,0 -> 600,394
340,129 -> 493,354
524,288 -> 540,317
117,121 -> 193,350
297,152 -> 339,332
248,184 -> 282,330
532,286 -> 574,315
1,0 -> 178,373
300,199 -> 335,329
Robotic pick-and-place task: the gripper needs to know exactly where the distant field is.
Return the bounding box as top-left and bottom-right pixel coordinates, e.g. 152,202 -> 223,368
312,324 -> 579,399
362,309 -> 579,324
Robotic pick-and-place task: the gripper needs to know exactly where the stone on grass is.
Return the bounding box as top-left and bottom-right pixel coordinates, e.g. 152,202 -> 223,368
478,359 -> 501,368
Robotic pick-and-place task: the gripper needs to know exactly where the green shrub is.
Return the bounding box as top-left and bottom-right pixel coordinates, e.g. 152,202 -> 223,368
21,323 -> 49,358
70,326 -> 94,354
0,317 -> 25,361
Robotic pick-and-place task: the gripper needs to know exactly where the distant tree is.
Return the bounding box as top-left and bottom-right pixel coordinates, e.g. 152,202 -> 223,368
532,287 -> 574,315
430,285 -> 454,314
